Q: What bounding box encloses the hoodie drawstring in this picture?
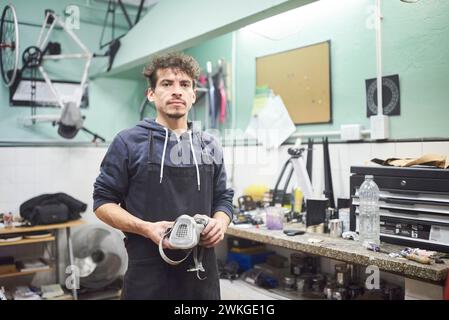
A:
[189,131,201,191]
[159,127,168,184]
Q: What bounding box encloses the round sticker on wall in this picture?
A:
[366,74,400,117]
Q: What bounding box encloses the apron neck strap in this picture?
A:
[147,130,154,164]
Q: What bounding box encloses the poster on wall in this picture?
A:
[256,41,332,125]
[365,74,400,117]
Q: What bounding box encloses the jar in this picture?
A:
[335,263,349,287]
[323,279,337,300]
[311,274,325,293]
[282,276,296,291]
[296,277,306,293]
[3,212,13,228]
[290,253,306,276]
[329,219,343,238]
[332,287,348,300]
[265,206,284,230]
[297,273,314,293]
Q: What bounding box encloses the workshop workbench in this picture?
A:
[226,224,449,299]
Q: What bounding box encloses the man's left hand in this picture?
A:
[195,213,229,248]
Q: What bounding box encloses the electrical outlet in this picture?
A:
[340,124,362,141]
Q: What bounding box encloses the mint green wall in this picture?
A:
[233,0,449,139]
[381,0,449,138]
[185,33,233,78]
[86,77,146,139]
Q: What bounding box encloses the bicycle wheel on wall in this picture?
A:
[0,4,19,87]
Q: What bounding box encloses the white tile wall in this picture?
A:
[371,143,396,160]
[346,143,372,167]
[395,142,423,158]
[0,147,107,223]
[422,141,449,156]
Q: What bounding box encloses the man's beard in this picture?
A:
[164,105,188,119]
[166,112,185,119]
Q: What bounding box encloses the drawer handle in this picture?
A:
[384,198,414,206]
[400,180,407,187]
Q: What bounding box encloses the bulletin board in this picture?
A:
[256,41,332,124]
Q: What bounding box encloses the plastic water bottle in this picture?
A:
[358,175,380,247]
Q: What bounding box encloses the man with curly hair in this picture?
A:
[93,52,234,300]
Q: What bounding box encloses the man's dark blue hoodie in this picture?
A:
[93,119,234,222]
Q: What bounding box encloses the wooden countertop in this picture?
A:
[0,219,86,235]
[226,224,449,283]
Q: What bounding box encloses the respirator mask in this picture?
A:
[158,214,209,280]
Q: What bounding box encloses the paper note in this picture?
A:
[251,95,296,149]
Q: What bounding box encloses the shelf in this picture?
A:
[44,294,74,300]
[0,236,55,247]
[0,219,85,235]
[78,289,122,300]
[0,267,53,279]
[0,220,84,300]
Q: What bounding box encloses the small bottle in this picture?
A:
[293,187,303,214]
[358,175,380,247]
[3,212,13,228]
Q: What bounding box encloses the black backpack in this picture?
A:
[20,193,87,225]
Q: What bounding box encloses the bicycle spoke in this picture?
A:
[0,4,19,86]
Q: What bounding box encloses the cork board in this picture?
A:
[256,41,332,124]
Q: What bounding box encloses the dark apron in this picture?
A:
[121,130,220,300]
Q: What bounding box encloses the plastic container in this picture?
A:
[3,212,13,228]
[358,175,380,247]
[335,263,350,287]
[282,276,296,291]
[338,208,350,233]
[226,251,273,272]
[265,206,284,230]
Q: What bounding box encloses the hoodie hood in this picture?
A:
[136,118,199,134]
[135,118,207,191]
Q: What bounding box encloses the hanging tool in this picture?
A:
[216,59,227,124]
[323,137,335,208]
[206,61,216,129]
[306,138,313,182]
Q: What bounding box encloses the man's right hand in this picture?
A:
[139,221,174,249]
[94,204,175,249]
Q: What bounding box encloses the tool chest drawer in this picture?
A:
[350,166,449,253]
